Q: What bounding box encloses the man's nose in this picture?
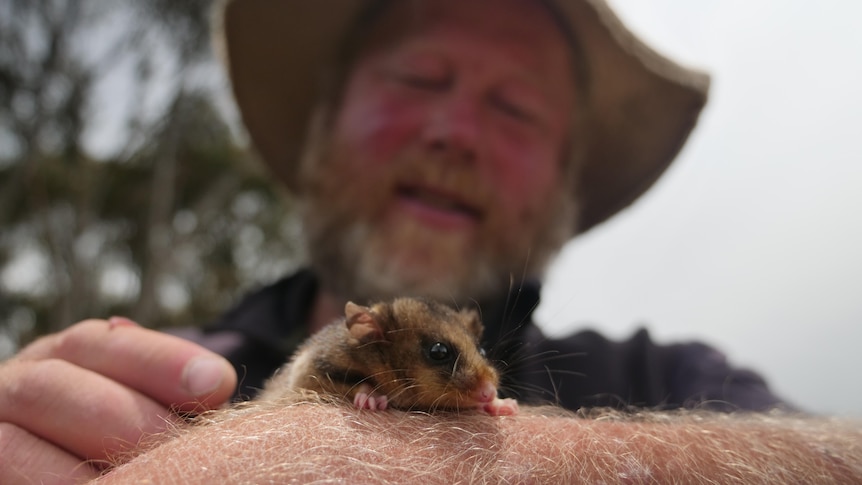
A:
[421,93,482,161]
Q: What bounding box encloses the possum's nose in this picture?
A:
[472,379,497,403]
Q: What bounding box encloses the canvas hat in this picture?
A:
[218,0,709,234]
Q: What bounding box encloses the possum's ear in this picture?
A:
[463,309,485,340]
[345,301,384,342]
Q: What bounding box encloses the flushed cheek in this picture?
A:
[488,146,561,221]
[336,89,426,167]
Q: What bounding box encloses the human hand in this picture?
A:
[0,317,237,484]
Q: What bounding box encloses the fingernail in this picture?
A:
[183,356,227,396]
[108,316,138,328]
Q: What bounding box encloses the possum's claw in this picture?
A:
[353,384,389,411]
[482,397,519,416]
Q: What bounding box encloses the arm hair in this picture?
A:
[95,395,862,484]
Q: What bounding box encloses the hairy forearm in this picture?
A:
[96,398,861,484]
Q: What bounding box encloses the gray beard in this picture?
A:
[301,189,576,306]
[308,218,501,305]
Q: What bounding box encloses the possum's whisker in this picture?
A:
[389,380,424,407]
[501,380,564,406]
[490,338,588,404]
[452,353,463,376]
[425,391,455,413]
[503,348,587,371]
[501,251,535,328]
[542,365,563,406]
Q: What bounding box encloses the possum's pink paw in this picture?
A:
[353,384,388,411]
[482,397,519,416]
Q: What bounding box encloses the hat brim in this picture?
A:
[218,0,709,234]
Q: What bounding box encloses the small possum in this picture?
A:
[257,297,518,416]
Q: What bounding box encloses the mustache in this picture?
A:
[387,151,493,217]
[301,146,498,252]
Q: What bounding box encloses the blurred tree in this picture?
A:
[0,0,302,358]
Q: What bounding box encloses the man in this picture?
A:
[2,0,858,483]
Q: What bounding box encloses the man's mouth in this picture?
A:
[395,184,483,225]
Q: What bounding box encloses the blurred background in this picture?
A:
[1,1,859,416]
[0,0,302,350]
[538,0,862,417]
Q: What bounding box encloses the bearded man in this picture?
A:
[205,0,782,410]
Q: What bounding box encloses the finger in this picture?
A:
[19,320,237,411]
[0,358,177,462]
[0,422,99,485]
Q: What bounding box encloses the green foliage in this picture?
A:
[0,0,301,357]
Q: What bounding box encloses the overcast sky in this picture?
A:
[536,1,862,417]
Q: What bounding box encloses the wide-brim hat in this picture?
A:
[218,0,709,234]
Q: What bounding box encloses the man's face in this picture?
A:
[303,0,579,303]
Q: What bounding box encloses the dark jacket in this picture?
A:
[178,269,785,411]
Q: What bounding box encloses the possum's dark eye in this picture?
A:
[428,342,450,361]
[478,346,487,358]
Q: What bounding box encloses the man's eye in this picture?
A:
[397,72,449,91]
[491,95,534,122]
